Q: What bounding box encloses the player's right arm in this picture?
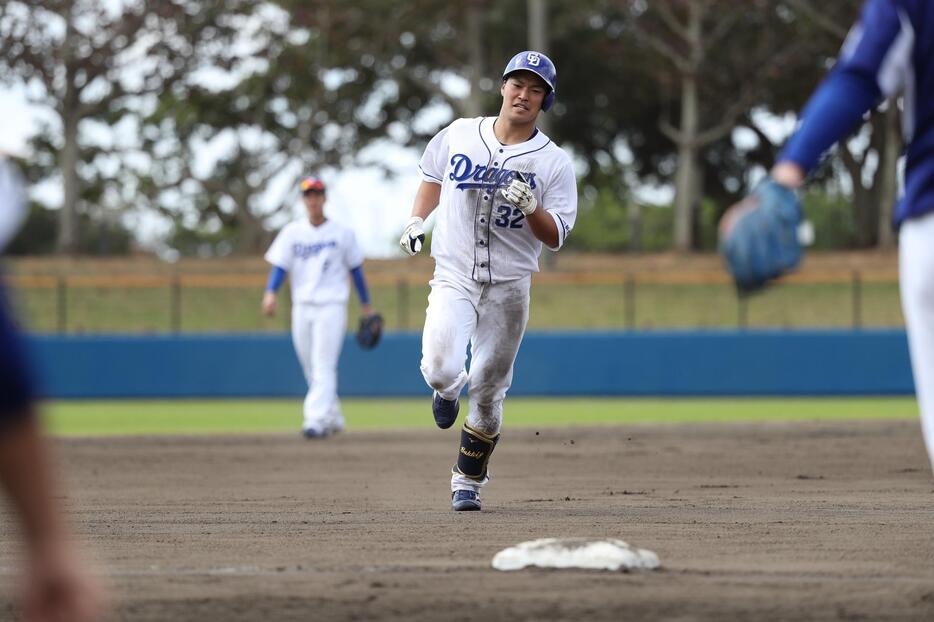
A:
[399,181,440,256]
[401,123,452,256]
[775,0,909,184]
[262,265,287,317]
[262,225,294,316]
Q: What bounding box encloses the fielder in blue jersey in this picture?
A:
[764,0,934,474]
[0,156,105,621]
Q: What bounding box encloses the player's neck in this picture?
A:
[493,116,537,145]
[308,216,327,227]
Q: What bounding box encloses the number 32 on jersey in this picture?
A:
[494,205,525,229]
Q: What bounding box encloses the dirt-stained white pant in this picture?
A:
[420,271,531,493]
[291,302,346,434]
[899,211,934,475]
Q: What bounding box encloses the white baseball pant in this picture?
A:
[291,302,346,434]
[899,211,934,476]
[419,271,531,493]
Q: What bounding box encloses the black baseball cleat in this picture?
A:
[452,489,481,511]
[432,392,460,429]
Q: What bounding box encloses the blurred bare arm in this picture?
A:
[0,413,105,622]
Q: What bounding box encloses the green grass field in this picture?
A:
[42,397,919,437]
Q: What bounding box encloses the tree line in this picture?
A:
[0,0,894,256]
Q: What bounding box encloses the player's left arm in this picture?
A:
[345,230,375,317]
[537,159,577,251]
[776,0,908,184]
[524,206,559,248]
[505,159,577,250]
[350,265,374,317]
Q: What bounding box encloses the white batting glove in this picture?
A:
[504,174,537,216]
[399,216,426,256]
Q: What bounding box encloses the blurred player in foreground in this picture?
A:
[399,51,578,511]
[263,176,379,439]
[721,0,934,474]
[0,155,105,621]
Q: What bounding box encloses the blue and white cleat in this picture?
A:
[452,489,481,511]
[432,392,460,429]
[302,427,336,439]
[302,422,344,439]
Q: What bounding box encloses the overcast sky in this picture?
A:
[0,83,430,259]
[0,80,798,260]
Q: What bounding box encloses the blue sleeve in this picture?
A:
[778,73,881,172]
[350,265,370,305]
[265,266,287,293]
[779,0,908,173]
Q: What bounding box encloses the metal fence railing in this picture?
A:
[6,268,903,334]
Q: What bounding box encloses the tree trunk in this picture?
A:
[58,105,81,255]
[877,98,901,249]
[628,200,642,252]
[236,197,266,254]
[58,12,81,255]
[527,0,550,134]
[673,73,698,252]
[672,2,702,253]
[464,1,485,118]
[851,185,878,248]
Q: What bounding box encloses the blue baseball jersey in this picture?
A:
[780,0,934,226]
[0,157,34,425]
[0,286,35,424]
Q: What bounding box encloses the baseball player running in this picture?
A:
[399,51,578,511]
[263,176,376,439]
[735,0,934,474]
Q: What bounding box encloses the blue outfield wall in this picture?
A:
[26,330,914,399]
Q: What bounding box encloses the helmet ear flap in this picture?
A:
[542,91,555,112]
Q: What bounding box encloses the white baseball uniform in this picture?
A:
[417,116,577,493]
[0,157,27,251]
[265,218,364,435]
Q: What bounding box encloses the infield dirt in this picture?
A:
[3,419,934,621]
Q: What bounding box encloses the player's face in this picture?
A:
[302,191,326,224]
[500,72,548,122]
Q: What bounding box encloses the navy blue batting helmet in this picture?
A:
[502,51,557,112]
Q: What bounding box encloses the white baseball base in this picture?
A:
[491,538,660,572]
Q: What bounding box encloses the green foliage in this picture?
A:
[800,191,858,250]
[567,192,676,253]
[0,0,890,253]
[566,189,633,252]
[167,224,246,258]
[7,204,132,256]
